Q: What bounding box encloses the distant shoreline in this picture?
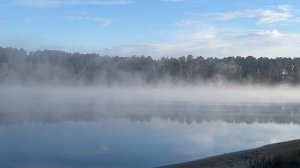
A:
[1,46,300,86]
[160,139,300,168]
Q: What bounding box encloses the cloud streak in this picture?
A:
[66,15,112,26]
[215,5,293,24]
[16,0,132,7]
[175,19,203,26]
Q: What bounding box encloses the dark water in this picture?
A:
[1,87,300,168]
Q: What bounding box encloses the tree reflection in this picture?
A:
[1,102,300,125]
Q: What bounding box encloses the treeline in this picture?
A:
[0,46,300,85]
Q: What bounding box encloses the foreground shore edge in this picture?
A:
[159,139,300,168]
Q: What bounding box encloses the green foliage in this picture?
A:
[1,46,300,85]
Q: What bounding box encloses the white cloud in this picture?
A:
[66,15,112,26]
[219,29,300,57]
[175,20,202,26]
[100,29,232,57]
[234,29,284,39]
[257,9,292,23]
[16,0,131,7]
[95,27,300,59]
[278,5,291,12]
[216,5,293,24]
[255,29,284,38]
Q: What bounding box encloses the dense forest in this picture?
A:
[0,46,300,85]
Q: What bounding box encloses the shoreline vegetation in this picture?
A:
[160,139,300,168]
[1,46,300,86]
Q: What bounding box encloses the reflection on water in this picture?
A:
[1,87,300,167]
[1,120,300,168]
[1,101,300,125]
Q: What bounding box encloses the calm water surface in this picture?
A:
[1,87,300,168]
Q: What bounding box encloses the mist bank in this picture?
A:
[1,46,300,86]
[2,85,300,124]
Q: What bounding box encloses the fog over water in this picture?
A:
[2,84,300,167]
[3,0,300,167]
[2,85,300,124]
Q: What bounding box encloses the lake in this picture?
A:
[1,86,300,168]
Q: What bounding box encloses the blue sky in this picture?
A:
[1,0,300,58]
